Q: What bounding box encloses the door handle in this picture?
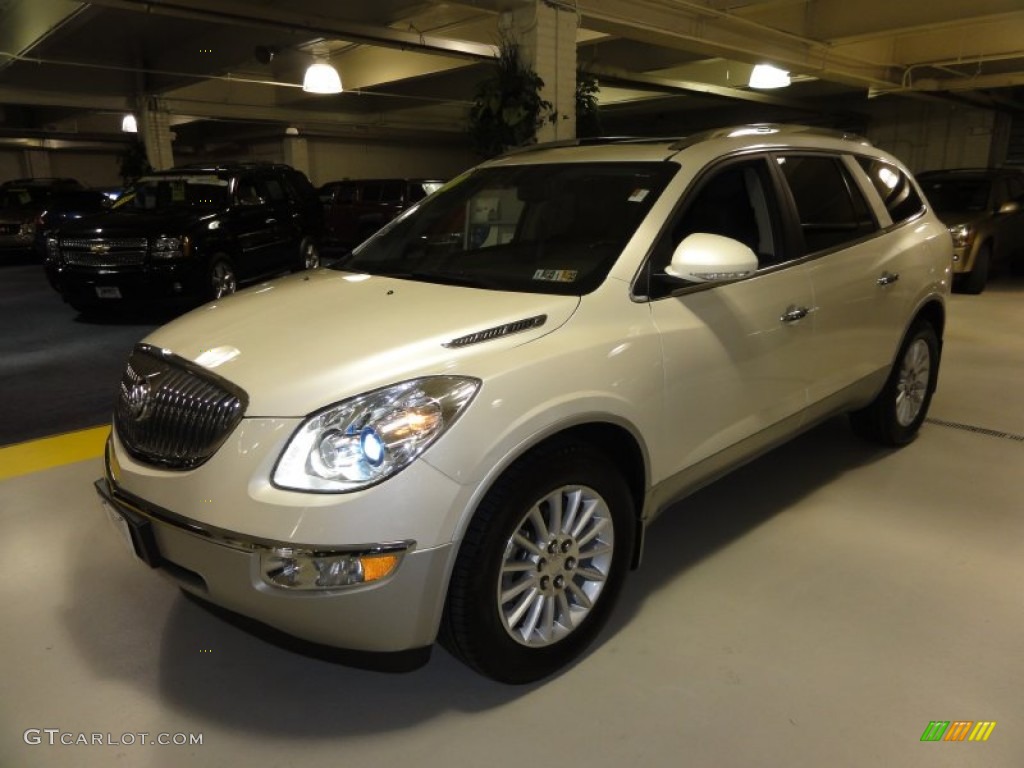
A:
[781,305,809,323]
[877,271,900,286]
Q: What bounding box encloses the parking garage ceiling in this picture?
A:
[1,0,1024,150]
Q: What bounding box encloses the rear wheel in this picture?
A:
[849,321,939,446]
[958,244,990,295]
[441,441,634,684]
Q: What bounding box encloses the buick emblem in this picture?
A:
[126,379,154,422]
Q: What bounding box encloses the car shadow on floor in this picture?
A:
[60,415,896,738]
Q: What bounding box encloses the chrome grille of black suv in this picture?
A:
[62,237,148,266]
[114,344,248,470]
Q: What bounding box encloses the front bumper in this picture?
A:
[96,438,458,663]
[51,262,203,305]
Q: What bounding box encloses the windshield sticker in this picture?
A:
[628,188,650,203]
[533,269,578,283]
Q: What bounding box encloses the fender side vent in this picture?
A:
[444,315,547,348]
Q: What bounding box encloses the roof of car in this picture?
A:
[488,124,878,167]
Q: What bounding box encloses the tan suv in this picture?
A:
[917,168,1024,294]
[98,126,950,682]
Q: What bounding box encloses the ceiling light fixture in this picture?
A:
[749,64,791,89]
[303,60,342,94]
[121,114,138,132]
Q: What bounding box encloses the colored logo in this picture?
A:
[920,721,996,742]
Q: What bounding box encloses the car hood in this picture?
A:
[144,268,581,416]
[58,208,213,237]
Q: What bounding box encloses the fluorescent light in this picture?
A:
[121,114,138,133]
[749,64,791,89]
[303,61,342,94]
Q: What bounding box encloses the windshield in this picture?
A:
[332,162,675,295]
[116,174,231,212]
[919,178,992,213]
[0,188,47,209]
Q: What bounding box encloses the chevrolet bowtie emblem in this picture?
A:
[90,243,111,254]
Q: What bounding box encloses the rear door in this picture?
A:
[775,153,922,405]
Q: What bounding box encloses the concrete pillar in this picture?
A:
[283,135,311,177]
[22,149,53,178]
[138,97,175,171]
[506,0,577,143]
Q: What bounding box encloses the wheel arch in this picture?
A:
[454,419,649,571]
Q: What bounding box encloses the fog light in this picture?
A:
[260,546,405,590]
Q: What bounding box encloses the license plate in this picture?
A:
[103,499,138,559]
[95,286,122,299]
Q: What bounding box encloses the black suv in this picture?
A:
[45,163,323,314]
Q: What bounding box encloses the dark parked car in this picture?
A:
[320,178,443,246]
[45,163,324,315]
[0,177,86,256]
[917,168,1024,293]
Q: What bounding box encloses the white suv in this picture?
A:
[98,126,951,683]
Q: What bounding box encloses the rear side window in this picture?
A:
[856,157,924,224]
[778,155,878,253]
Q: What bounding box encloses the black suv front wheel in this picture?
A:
[206,256,238,300]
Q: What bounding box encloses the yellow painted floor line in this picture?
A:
[0,426,110,481]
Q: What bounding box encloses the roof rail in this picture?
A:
[668,123,870,151]
[500,136,681,157]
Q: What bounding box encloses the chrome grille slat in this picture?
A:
[60,236,149,267]
[114,344,248,470]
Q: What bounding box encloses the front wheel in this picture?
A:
[849,321,939,446]
[441,441,634,684]
[206,256,237,300]
[957,244,989,295]
[294,238,320,272]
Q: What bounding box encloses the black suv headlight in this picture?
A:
[45,235,60,263]
[152,235,190,259]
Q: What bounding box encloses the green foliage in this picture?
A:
[119,140,153,185]
[576,71,602,138]
[469,37,553,159]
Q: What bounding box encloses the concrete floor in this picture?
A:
[2,281,1022,768]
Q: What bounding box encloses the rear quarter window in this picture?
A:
[856,157,924,225]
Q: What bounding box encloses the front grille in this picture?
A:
[114,344,248,470]
[61,237,148,267]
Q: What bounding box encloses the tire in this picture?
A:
[441,441,634,684]
[958,244,990,295]
[849,321,939,446]
[206,256,237,300]
[294,238,320,272]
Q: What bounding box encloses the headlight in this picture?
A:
[152,234,190,259]
[273,376,480,492]
[948,224,971,248]
[45,235,60,262]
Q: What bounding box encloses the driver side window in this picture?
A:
[650,157,785,292]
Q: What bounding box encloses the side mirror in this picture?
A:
[997,200,1019,215]
[665,232,759,283]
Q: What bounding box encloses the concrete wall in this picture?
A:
[864,98,1001,172]
[305,138,476,186]
[0,149,122,187]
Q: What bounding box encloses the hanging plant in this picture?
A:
[576,70,602,138]
[119,140,152,185]
[469,35,553,158]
